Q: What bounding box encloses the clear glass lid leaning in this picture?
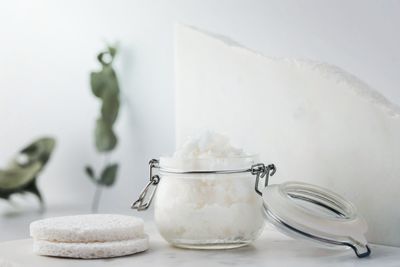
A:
[261,181,370,258]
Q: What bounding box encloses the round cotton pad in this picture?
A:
[33,236,149,259]
[30,214,145,243]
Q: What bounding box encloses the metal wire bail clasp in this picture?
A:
[252,163,276,196]
[131,159,160,211]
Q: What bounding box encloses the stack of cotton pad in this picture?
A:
[30,214,148,259]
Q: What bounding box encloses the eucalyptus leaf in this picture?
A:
[0,168,37,190]
[108,46,117,58]
[84,165,98,184]
[90,67,118,98]
[0,137,56,205]
[23,179,43,204]
[90,71,106,98]
[101,89,120,124]
[95,118,117,152]
[85,165,94,178]
[99,163,118,186]
[0,189,11,200]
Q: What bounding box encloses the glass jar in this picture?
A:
[131,157,371,258]
[132,156,276,249]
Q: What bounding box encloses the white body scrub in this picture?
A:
[154,132,265,249]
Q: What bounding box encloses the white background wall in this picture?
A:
[0,0,399,213]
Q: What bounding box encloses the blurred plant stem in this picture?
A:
[91,155,109,213]
[92,183,102,213]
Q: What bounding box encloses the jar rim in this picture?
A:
[158,154,260,172]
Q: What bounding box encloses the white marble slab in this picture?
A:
[0,223,399,267]
[174,24,400,246]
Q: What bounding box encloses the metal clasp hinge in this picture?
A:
[131,159,160,211]
[252,163,276,196]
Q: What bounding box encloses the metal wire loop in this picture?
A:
[131,159,276,210]
[131,159,160,211]
[253,163,276,196]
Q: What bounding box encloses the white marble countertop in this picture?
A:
[1,222,400,267]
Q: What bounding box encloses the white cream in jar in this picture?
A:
[153,132,265,249]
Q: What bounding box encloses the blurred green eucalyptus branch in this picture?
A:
[0,137,56,211]
[85,45,120,213]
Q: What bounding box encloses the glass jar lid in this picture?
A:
[261,181,370,258]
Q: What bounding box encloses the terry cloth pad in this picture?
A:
[30,214,144,242]
[30,214,149,259]
[33,236,149,259]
